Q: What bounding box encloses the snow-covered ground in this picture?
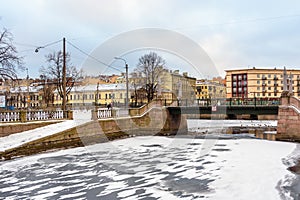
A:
[0,136,298,199]
[0,110,92,152]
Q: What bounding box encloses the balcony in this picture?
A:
[262,83,267,86]
[274,77,278,80]
[274,83,278,87]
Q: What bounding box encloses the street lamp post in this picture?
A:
[35,38,67,113]
[114,57,129,109]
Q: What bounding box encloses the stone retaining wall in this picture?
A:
[277,95,300,141]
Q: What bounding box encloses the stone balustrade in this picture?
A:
[0,110,72,122]
[0,112,21,122]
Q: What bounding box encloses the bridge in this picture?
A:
[161,97,280,120]
[167,105,278,116]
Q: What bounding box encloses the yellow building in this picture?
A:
[225,67,300,98]
[195,80,226,99]
[53,83,127,108]
[160,70,196,102]
[129,69,196,104]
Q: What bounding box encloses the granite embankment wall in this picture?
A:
[277,96,300,141]
[0,121,62,137]
[0,107,187,160]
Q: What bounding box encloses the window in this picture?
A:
[74,95,76,100]
[268,87,271,90]
[268,93,271,96]
[268,74,271,78]
[120,93,122,99]
[257,86,260,90]
[70,95,72,100]
[257,93,260,97]
[257,74,260,78]
[268,81,271,84]
[257,80,260,84]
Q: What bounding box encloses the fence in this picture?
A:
[0,112,20,122]
[0,110,70,122]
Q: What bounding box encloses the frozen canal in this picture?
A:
[0,134,298,199]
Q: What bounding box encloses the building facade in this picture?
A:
[53,83,127,108]
[226,67,300,98]
[195,80,226,99]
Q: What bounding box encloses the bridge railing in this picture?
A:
[156,98,280,107]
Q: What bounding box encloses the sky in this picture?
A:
[1,0,300,79]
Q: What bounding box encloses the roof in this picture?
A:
[10,85,43,93]
[62,83,132,93]
[225,67,300,72]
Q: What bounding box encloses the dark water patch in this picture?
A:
[135,188,146,196]
[196,166,205,170]
[164,178,214,193]
[212,148,231,152]
[215,144,227,147]
[174,164,185,169]
[203,161,214,165]
[123,176,147,187]
[143,168,162,174]
[141,144,163,148]
[188,143,201,146]
[168,163,176,166]
[195,158,205,162]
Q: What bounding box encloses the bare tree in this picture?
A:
[0,29,23,80]
[39,75,55,107]
[135,52,165,102]
[130,72,146,107]
[39,51,81,102]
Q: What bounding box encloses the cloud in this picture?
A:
[1,0,300,78]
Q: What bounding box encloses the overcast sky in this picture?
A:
[1,0,300,78]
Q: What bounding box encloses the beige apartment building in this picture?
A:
[53,83,127,108]
[195,80,226,99]
[226,67,300,98]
